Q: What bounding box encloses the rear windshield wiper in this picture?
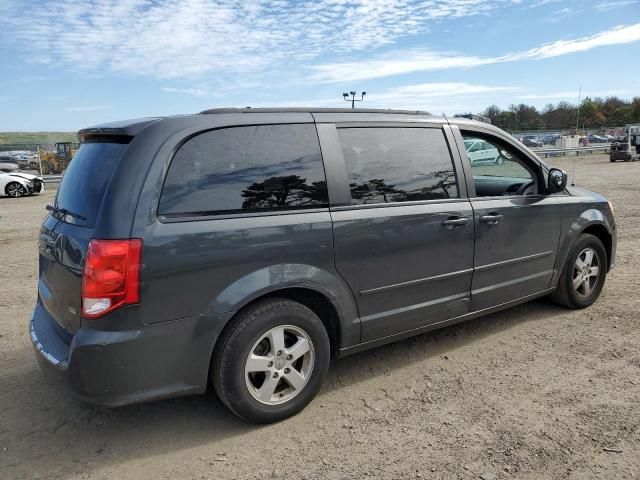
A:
[46,204,87,221]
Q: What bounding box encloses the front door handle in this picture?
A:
[441,217,470,229]
[479,213,504,225]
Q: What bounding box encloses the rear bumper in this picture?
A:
[30,301,227,406]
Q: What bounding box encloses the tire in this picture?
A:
[5,182,27,198]
[551,234,607,309]
[212,298,330,423]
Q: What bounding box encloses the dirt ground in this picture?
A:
[1,154,639,480]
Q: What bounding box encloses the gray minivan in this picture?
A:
[31,108,616,423]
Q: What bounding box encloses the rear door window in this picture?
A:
[159,124,328,217]
[55,141,129,227]
[337,127,458,204]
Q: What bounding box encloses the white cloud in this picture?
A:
[594,1,637,11]
[65,105,111,112]
[361,83,525,114]
[530,0,562,7]
[373,82,523,102]
[310,50,492,83]
[311,22,640,82]
[162,87,209,96]
[2,0,512,79]
[505,23,640,60]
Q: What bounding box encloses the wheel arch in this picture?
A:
[206,284,351,393]
[580,223,613,271]
[551,211,615,289]
[222,287,344,357]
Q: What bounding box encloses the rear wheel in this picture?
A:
[212,298,330,423]
[5,182,27,198]
[551,234,607,309]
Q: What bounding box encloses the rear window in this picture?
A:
[158,124,328,217]
[55,141,128,227]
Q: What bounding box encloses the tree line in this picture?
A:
[466,96,640,132]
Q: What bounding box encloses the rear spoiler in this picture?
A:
[78,117,162,142]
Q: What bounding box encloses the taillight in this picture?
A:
[82,239,142,319]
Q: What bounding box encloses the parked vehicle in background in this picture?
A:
[0,156,20,173]
[542,133,561,145]
[588,134,608,144]
[0,171,44,197]
[521,135,543,148]
[30,108,616,423]
[464,138,502,164]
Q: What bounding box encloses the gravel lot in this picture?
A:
[1,154,639,480]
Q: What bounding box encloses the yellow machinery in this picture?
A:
[39,142,78,174]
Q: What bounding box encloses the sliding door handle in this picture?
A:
[441,217,469,229]
[479,214,504,224]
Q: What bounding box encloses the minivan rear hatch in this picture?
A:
[39,140,130,336]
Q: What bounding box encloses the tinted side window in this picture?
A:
[337,127,458,204]
[159,124,328,216]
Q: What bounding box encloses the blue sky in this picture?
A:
[1,0,639,131]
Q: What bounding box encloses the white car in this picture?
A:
[464,139,503,165]
[0,172,44,197]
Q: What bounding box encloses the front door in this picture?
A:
[324,124,475,342]
[457,129,562,311]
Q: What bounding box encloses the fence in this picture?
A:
[0,143,79,175]
[532,145,610,158]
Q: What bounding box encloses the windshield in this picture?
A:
[54,141,128,227]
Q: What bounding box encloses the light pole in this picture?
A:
[343,91,366,109]
[575,86,582,136]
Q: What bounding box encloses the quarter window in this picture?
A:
[337,127,458,204]
[159,124,328,216]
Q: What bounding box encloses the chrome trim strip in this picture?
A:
[475,251,553,273]
[472,270,553,296]
[360,292,469,322]
[338,288,556,357]
[360,268,474,296]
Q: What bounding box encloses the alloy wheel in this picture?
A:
[7,183,26,197]
[244,325,315,405]
[572,247,600,298]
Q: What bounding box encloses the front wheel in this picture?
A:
[5,182,27,198]
[551,234,607,309]
[212,299,330,423]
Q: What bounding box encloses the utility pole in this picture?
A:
[575,86,582,136]
[343,91,366,109]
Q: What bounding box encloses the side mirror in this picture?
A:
[548,168,567,193]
